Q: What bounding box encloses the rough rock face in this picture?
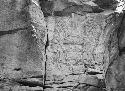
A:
[105,13,125,91]
[0,0,125,91]
[0,0,46,90]
[0,28,45,90]
[119,14,125,49]
[0,0,31,31]
[45,11,122,90]
[105,54,125,91]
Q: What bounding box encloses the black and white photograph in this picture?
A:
[0,0,125,91]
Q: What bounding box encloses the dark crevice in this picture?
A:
[14,80,44,87]
[29,75,44,79]
[13,68,22,71]
[57,86,74,88]
[73,82,107,90]
[0,26,32,37]
[87,71,103,75]
[49,82,65,84]
[43,55,47,90]
[45,34,49,53]
[54,5,104,16]
[43,33,48,90]
[118,12,125,56]
[119,47,125,56]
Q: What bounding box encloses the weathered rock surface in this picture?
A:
[0,0,46,90]
[104,12,125,91]
[0,0,31,31]
[119,14,125,49]
[45,11,123,90]
[0,0,125,91]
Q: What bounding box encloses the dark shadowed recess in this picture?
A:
[118,12,125,56]
[45,34,49,53]
[38,0,104,17]
[0,26,32,37]
[53,5,104,16]
[39,0,53,17]
[93,0,118,10]
[13,79,44,87]
[87,71,103,75]
[12,79,52,88]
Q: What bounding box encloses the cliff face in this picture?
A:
[0,0,125,91]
